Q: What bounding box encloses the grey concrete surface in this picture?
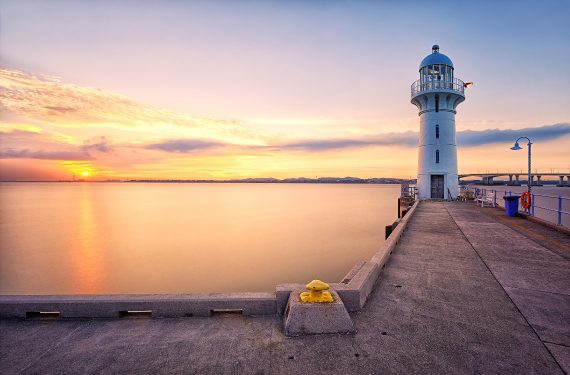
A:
[1,201,568,374]
[546,343,570,374]
[0,293,278,318]
[283,289,354,336]
[446,203,570,349]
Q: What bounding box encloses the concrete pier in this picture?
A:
[1,201,569,374]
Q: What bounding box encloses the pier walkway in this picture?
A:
[1,202,569,374]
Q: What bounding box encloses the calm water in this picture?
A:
[0,182,400,295]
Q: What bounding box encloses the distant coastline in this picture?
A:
[1,177,416,184]
[3,178,567,185]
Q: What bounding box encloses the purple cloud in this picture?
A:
[457,123,570,146]
[82,136,112,153]
[0,149,92,160]
[146,139,223,153]
[141,123,570,155]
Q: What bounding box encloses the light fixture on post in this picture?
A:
[511,137,533,210]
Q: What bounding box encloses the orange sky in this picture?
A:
[1,1,569,181]
[0,68,569,181]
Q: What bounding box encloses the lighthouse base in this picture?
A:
[418,173,458,200]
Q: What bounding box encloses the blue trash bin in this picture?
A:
[503,195,520,217]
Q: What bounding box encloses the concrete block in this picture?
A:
[348,262,381,308]
[340,261,366,284]
[329,283,360,312]
[283,289,355,337]
[0,293,277,319]
[275,283,305,315]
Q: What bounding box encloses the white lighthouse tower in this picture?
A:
[411,45,466,200]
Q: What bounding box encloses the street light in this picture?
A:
[510,137,532,195]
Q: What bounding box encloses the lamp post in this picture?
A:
[510,137,532,195]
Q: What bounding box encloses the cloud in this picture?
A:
[275,132,417,151]
[82,136,112,153]
[146,139,223,153]
[0,149,92,160]
[457,123,570,146]
[0,69,255,143]
[0,129,113,160]
[139,123,570,155]
[268,123,570,152]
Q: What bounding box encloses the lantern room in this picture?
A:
[419,45,454,84]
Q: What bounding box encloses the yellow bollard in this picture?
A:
[299,280,334,303]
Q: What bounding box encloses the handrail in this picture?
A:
[472,187,569,227]
[400,185,418,201]
[411,77,465,97]
[529,193,570,200]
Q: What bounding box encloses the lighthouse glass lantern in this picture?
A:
[411,45,466,200]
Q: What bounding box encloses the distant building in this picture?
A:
[411,45,467,199]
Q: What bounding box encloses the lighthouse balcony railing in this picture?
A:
[411,78,465,97]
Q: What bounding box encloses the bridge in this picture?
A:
[459,172,570,186]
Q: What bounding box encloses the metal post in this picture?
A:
[493,190,496,206]
[531,194,535,216]
[385,225,393,239]
[527,142,532,196]
[558,196,563,225]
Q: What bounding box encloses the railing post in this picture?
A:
[493,190,496,206]
[558,196,563,225]
[531,194,535,216]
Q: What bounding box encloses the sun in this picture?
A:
[81,171,90,177]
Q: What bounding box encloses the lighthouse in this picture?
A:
[411,45,466,200]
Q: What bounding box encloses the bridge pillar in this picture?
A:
[536,175,542,186]
[508,174,513,183]
[515,175,520,185]
[488,176,494,185]
[529,175,534,185]
[558,176,565,187]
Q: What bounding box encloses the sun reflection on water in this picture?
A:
[70,183,104,293]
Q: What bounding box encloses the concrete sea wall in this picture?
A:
[0,200,419,319]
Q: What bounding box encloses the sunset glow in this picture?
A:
[0,1,568,181]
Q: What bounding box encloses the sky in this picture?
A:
[0,0,569,181]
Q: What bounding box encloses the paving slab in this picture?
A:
[546,343,570,374]
[505,287,570,346]
[446,201,570,372]
[0,320,85,375]
[485,259,570,295]
[20,316,274,375]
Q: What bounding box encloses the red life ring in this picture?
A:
[521,192,532,209]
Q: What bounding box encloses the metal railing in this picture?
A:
[401,185,417,201]
[411,77,465,97]
[473,187,570,227]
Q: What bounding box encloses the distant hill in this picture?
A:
[126,177,416,184]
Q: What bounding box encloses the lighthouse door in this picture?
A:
[430,175,444,199]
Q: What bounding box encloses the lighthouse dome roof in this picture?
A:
[420,45,454,69]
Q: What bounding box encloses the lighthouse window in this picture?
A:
[435,96,439,112]
[436,124,440,139]
[436,150,440,164]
